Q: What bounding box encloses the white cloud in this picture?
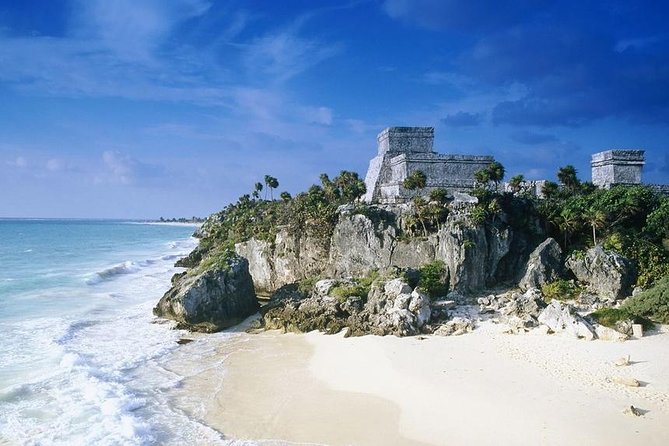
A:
[102,151,137,184]
[303,106,333,126]
[46,158,64,171]
[9,156,28,168]
[243,28,340,83]
[72,0,211,63]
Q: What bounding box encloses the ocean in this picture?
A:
[0,219,247,445]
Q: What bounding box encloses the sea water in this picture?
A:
[0,219,246,445]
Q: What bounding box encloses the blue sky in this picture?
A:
[1,0,668,218]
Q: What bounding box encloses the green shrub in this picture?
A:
[621,275,669,324]
[590,308,632,327]
[590,307,654,331]
[330,270,380,302]
[417,261,448,298]
[541,279,579,302]
[297,276,319,296]
[330,283,369,300]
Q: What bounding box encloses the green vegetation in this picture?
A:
[541,279,580,302]
[195,158,668,291]
[416,261,449,298]
[330,270,381,302]
[535,170,669,287]
[297,276,319,297]
[403,170,427,190]
[589,307,631,328]
[199,170,367,259]
[620,275,669,324]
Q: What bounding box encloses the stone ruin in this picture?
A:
[591,150,645,188]
[362,127,667,203]
[362,127,494,203]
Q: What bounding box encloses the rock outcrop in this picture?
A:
[261,277,433,336]
[479,288,546,332]
[518,238,564,291]
[566,246,636,300]
[154,255,259,332]
[538,300,596,340]
[235,206,517,295]
[433,317,474,336]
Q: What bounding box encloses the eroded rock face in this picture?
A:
[154,255,259,332]
[566,246,636,300]
[433,317,474,336]
[261,278,432,337]
[518,238,564,291]
[479,288,546,332]
[538,300,596,340]
[235,228,328,295]
[236,207,517,296]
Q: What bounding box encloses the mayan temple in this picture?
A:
[362,127,494,203]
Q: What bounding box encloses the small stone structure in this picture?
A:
[591,150,645,188]
[363,127,494,203]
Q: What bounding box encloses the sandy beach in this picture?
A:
[167,320,669,445]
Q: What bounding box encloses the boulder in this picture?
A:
[595,325,629,342]
[154,255,259,332]
[479,288,546,332]
[499,288,546,331]
[538,300,596,340]
[261,277,432,337]
[566,246,636,300]
[518,238,564,291]
[433,317,475,336]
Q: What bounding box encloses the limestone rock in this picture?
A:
[612,376,640,387]
[518,238,564,291]
[595,325,629,342]
[479,289,546,332]
[623,405,643,417]
[153,255,259,332]
[614,355,631,367]
[433,317,474,336]
[538,300,596,340]
[261,277,432,337]
[566,246,636,300]
[313,279,341,298]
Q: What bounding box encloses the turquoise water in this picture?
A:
[0,220,239,445]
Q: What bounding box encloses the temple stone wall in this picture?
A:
[363,127,494,203]
[591,150,645,188]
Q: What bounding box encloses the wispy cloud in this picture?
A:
[242,26,341,83]
[100,150,166,186]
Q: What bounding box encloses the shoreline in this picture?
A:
[167,322,669,445]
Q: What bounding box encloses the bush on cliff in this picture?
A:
[416,261,448,298]
[535,168,668,287]
[541,279,580,302]
[199,171,367,260]
[620,275,669,324]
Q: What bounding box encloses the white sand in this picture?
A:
[169,322,669,445]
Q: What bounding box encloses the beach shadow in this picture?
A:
[628,360,648,365]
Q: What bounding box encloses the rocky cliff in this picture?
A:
[235,204,531,296]
[153,254,259,332]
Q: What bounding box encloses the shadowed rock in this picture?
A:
[154,254,259,333]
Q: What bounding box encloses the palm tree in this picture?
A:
[488,161,505,191]
[264,175,279,200]
[558,208,579,249]
[584,207,606,245]
[252,182,263,200]
[509,174,524,194]
[557,165,579,192]
[412,197,429,236]
[474,168,490,186]
[403,170,427,191]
